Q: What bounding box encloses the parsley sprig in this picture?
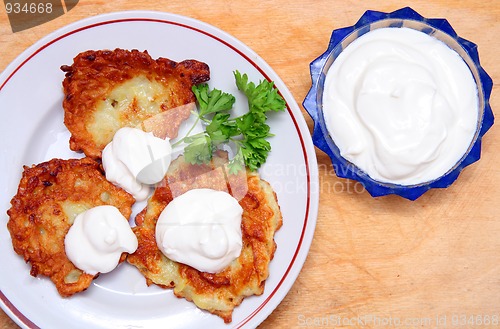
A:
[180,70,286,173]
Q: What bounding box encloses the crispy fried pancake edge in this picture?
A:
[7,157,135,297]
[127,153,283,323]
[61,48,210,158]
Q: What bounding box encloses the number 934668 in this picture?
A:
[5,2,53,14]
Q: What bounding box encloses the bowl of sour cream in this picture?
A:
[303,7,494,200]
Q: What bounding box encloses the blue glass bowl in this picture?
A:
[303,7,494,200]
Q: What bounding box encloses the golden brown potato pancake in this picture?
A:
[7,158,135,297]
[127,152,283,323]
[61,48,210,158]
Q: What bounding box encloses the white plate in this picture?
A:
[0,11,319,329]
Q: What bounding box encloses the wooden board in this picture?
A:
[1,0,499,328]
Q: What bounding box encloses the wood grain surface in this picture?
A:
[1,1,499,328]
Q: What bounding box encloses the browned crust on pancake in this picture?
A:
[7,158,135,297]
[61,48,210,158]
[127,152,283,323]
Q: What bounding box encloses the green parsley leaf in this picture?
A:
[238,136,271,171]
[183,133,213,165]
[234,70,286,114]
[182,72,286,172]
[192,84,236,117]
[227,149,245,175]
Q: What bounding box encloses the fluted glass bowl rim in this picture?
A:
[303,7,494,200]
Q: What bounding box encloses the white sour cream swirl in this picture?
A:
[156,188,243,273]
[102,127,172,200]
[64,205,138,275]
[323,27,479,185]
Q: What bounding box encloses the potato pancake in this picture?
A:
[61,48,210,158]
[7,158,135,297]
[127,152,283,323]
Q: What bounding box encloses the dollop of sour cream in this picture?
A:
[323,27,479,185]
[156,189,243,273]
[102,127,172,200]
[64,205,138,275]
